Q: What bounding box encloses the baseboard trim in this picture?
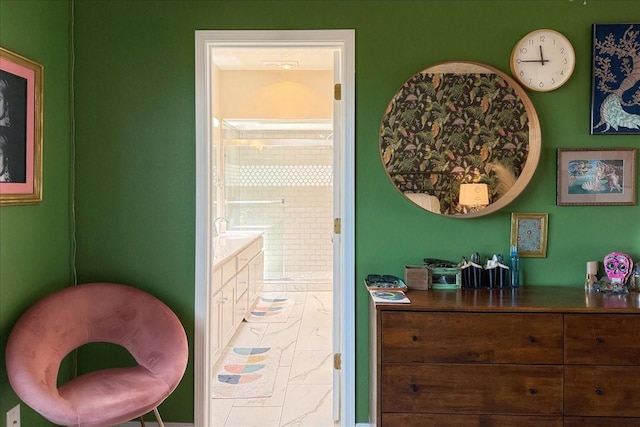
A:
[121,420,365,426]
[118,423,194,427]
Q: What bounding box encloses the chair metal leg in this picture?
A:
[138,416,146,426]
[153,407,165,427]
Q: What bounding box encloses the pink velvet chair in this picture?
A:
[5,282,189,427]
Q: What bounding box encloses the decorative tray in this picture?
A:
[364,276,408,292]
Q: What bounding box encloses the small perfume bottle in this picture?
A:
[510,246,520,287]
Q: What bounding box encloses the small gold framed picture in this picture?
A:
[510,212,548,258]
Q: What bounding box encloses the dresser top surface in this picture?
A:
[373,286,640,313]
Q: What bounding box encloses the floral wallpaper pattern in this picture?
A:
[380,69,530,214]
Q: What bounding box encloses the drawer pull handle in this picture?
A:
[412,336,418,342]
[528,336,536,343]
[411,384,419,393]
[595,337,604,344]
[528,388,537,395]
[595,388,604,396]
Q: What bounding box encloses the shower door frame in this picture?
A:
[194,30,355,426]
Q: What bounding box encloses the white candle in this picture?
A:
[585,261,599,290]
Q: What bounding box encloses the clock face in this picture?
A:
[510,29,575,92]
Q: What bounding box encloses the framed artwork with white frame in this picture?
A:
[557,148,637,206]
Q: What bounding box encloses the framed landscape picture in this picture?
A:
[557,148,637,206]
[0,47,43,205]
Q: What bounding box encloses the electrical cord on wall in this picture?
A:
[70,0,77,288]
[70,0,78,379]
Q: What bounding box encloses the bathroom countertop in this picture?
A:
[212,231,262,267]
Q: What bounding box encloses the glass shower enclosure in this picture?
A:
[220,119,333,283]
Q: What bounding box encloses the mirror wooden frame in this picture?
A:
[380,61,541,218]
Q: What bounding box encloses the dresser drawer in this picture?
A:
[565,417,640,427]
[565,365,640,417]
[565,314,640,365]
[381,312,563,363]
[381,413,563,427]
[381,363,563,415]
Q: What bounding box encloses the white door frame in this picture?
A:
[194,30,355,426]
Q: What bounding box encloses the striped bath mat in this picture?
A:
[211,347,281,398]
[245,296,294,323]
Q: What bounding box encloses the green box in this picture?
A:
[430,267,461,289]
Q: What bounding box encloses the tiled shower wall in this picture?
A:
[224,129,333,282]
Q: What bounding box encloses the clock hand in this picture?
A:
[539,45,546,66]
[520,47,549,65]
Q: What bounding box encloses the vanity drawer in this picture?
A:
[253,236,263,253]
[237,237,263,270]
[236,265,249,298]
[564,314,640,365]
[381,312,563,363]
[220,257,237,286]
[564,365,640,417]
[211,267,223,294]
[381,363,563,415]
[237,247,254,270]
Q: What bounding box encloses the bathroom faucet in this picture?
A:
[213,217,229,237]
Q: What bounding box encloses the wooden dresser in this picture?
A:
[369,287,640,426]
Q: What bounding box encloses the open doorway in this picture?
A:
[195,30,355,426]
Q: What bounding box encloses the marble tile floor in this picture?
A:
[212,286,339,427]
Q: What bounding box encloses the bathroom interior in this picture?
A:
[210,49,338,425]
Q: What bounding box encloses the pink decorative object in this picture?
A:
[603,252,634,285]
[5,283,188,427]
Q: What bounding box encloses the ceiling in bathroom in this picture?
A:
[223,118,332,131]
[212,47,335,138]
[223,119,333,146]
[211,48,334,71]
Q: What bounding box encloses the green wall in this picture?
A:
[1,0,639,425]
[0,1,72,426]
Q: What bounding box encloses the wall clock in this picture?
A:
[510,29,576,92]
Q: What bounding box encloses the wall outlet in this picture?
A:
[6,404,20,427]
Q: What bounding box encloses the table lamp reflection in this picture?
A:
[459,183,489,212]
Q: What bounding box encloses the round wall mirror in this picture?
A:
[379,61,541,218]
